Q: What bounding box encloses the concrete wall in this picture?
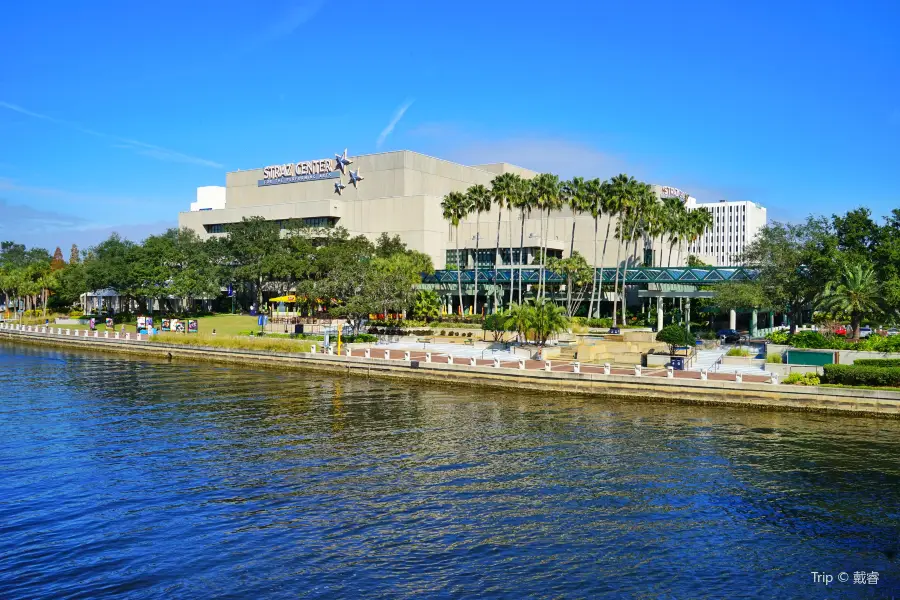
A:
[178,150,687,271]
[837,350,900,365]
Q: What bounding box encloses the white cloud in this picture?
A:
[376,99,415,149]
[0,101,223,168]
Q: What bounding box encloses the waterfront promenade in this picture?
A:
[4,322,900,418]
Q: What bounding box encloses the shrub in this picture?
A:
[466,332,473,338]
[766,354,783,364]
[784,372,820,386]
[586,317,613,329]
[656,325,694,355]
[766,330,790,344]
[726,348,752,357]
[822,364,900,387]
[696,329,718,340]
[853,358,900,368]
[439,330,446,336]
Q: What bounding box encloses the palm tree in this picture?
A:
[527,296,570,347]
[816,264,886,340]
[531,173,562,300]
[441,190,472,316]
[662,196,686,267]
[490,173,521,311]
[466,184,492,316]
[686,207,713,263]
[513,178,536,305]
[607,174,636,326]
[564,177,587,257]
[644,194,666,267]
[506,301,532,344]
[620,183,654,326]
[584,178,604,318]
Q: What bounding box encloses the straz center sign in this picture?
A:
[259,159,340,187]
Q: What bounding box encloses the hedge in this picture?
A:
[822,364,900,387]
[852,358,900,368]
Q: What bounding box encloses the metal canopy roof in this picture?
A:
[422,266,759,285]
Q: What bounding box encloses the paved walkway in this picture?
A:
[1,324,774,385]
[342,347,773,383]
[690,348,772,376]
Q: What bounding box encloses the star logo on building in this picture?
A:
[348,168,364,188]
[334,149,352,174]
[334,180,346,195]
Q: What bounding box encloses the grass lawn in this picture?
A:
[34,314,259,336]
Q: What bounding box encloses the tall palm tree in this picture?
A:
[686,207,713,263]
[607,174,636,326]
[662,196,686,267]
[441,190,472,315]
[511,177,534,305]
[619,182,654,326]
[466,184,492,316]
[531,173,562,300]
[817,264,886,340]
[490,173,520,311]
[644,195,666,267]
[584,178,604,319]
[564,177,587,257]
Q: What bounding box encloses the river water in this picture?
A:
[1,342,898,599]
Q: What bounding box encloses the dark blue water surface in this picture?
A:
[1,342,899,599]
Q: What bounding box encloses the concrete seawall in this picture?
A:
[2,325,899,419]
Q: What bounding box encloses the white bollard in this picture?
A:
[603,363,611,375]
[364,348,370,358]
[493,357,501,368]
[345,348,352,357]
[404,351,411,361]
[770,373,779,385]
[125,333,130,340]
[573,362,581,374]
[667,366,674,379]
[544,361,552,372]
[634,365,642,377]
[384,349,391,360]
[114,332,119,339]
[66,329,71,336]
[93,331,99,338]
[518,358,526,370]
[136,333,142,341]
[104,331,109,338]
[735,373,743,383]
[311,344,317,354]
[469,357,477,366]
[447,354,454,365]
[425,352,432,363]
[700,368,708,381]
[75,329,81,337]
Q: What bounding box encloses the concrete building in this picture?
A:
[179,149,685,273]
[189,186,226,212]
[685,199,767,265]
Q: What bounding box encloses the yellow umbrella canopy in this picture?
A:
[269,295,296,303]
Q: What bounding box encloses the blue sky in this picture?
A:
[1,0,898,251]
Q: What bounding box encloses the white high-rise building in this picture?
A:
[685,198,767,266]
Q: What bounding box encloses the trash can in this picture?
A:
[671,357,685,370]
[294,323,304,335]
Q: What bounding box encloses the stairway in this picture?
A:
[690,348,770,375]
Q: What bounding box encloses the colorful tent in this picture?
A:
[269,295,296,303]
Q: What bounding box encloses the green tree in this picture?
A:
[743,218,838,334]
[440,190,472,315]
[69,244,80,265]
[225,217,287,309]
[607,174,635,326]
[482,310,509,342]
[584,178,606,318]
[411,289,441,321]
[50,247,66,271]
[526,296,570,346]
[490,172,522,309]
[817,264,887,340]
[466,183,492,315]
[530,173,563,300]
[547,252,593,317]
[713,281,769,314]
[656,324,694,355]
[84,233,140,311]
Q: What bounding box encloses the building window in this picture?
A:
[204,224,225,234]
[446,249,466,269]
